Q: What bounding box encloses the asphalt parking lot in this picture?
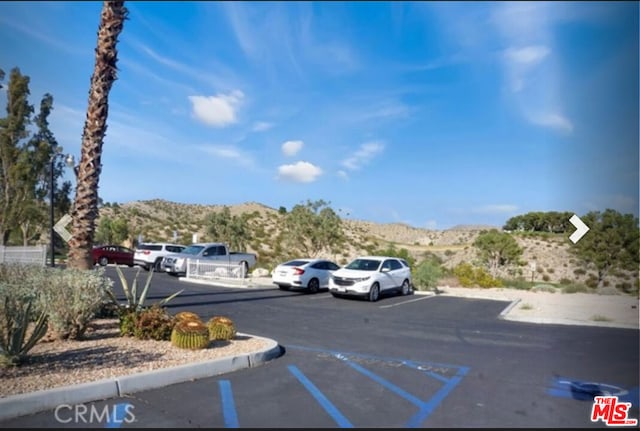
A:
[1,267,638,428]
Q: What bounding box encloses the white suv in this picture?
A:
[134,243,186,271]
[329,256,413,302]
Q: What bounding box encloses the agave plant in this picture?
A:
[107,266,183,313]
[0,297,49,367]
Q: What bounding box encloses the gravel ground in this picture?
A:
[0,319,270,399]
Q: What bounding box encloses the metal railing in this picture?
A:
[185,259,247,284]
[0,245,47,266]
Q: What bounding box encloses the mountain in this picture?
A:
[95,199,636,292]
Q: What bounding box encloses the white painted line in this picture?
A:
[309,293,333,300]
[379,295,437,309]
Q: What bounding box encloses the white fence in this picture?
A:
[0,245,47,266]
[185,259,247,284]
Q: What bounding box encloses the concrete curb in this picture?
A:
[0,334,282,422]
[179,277,276,289]
[498,298,522,318]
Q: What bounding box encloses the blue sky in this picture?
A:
[0,1,638,230]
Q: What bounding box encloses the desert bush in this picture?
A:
[531,284,557,293]
[134,305,175,341]
[38,267,113,340]
[573,268,587,276]
[412,260,443,291]
[453,263,502,288]
[0,264,49,367]
[499,278,534,290]
[542,274,550,282]
[559,278,572,285]
[562,283,591,294]
[109,266,183,313]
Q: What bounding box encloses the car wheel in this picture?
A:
[307,278,320,294]
[98,256,109,266]
[153,258,163,272]
[401,279,411,296]
[368,282,380,302]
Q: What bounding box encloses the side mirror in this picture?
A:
[381,267,390,273]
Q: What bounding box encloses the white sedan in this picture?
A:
[272,259,341,293]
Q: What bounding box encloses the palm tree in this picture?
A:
[67,1,128,269]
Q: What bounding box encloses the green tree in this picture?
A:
[95,215,129,245]
[372,243,415,267]
[474,229,523,276]
[571,209,639,289]
[0,67,33,245]
[206,206,251,251]
[284,199,344,257]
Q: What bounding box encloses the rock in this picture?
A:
[252,268,270,277]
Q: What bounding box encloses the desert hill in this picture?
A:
[96,199,636,292]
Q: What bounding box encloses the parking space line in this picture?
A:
[344,361,424,407]
[309,293,332,300]
[379,295,437,309]
[405,366,470,428]
[218,380,239,428]
[288,365,353,428]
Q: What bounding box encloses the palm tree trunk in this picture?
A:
[67,1,128,270]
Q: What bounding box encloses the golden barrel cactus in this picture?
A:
[170,319,210,350]
[207,316,237,341]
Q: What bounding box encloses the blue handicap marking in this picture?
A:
[547,376,638,406]
[287,345,469,428]
[104,403,133,428]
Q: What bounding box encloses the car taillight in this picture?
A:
[293,268,305,275]
[143,250,150,255]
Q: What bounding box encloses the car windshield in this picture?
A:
[180,245,204,255]
[345,259,381,271]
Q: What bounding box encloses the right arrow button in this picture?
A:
[569,214,590,244]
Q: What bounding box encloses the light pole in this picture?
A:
[49,148,75,268]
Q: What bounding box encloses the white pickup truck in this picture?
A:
[161,242,257,277]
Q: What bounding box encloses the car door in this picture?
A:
[312,261,333,288]
[388,259,406,288]
[379,259,396,291]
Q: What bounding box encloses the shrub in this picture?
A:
[573,268,587,276]
[38,267,113,340]
[542,274,550,282]
[453,263,502,288]
[499,278,533,290]
[134,305,175,341]
[412,260,443,291]
[0,265,49,367]
[109,266,184,314]
[207,316,237,341]
[559,278,572,285]
[562,283,590,294]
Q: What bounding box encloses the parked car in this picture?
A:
[272,258,341,293]
[134,243,186,271]
[162,242,257,277]
[92,245,134,267]
[329,256,413,302]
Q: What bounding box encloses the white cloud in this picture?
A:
[277,161,323,183]
[337,170,349,180]
[472,204,519,214]
[188,91,244,127]
[504,45,550,65]
[252,121,273,132]
[281,140,304,157]
[199,145,253,167]
[528,112,574,133]
[342,142,385,171]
